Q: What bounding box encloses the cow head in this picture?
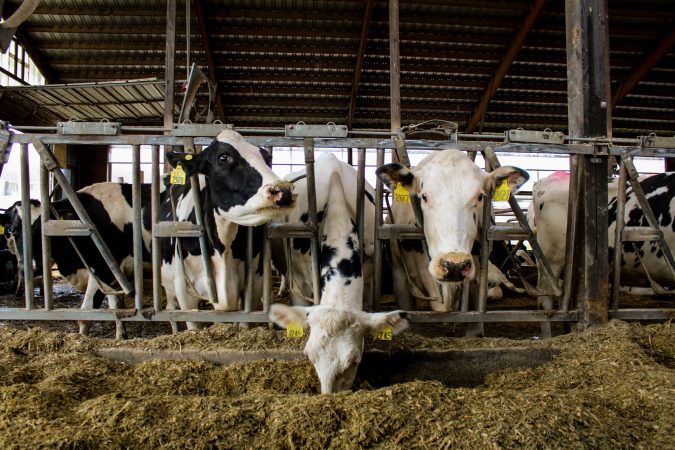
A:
[376,150,528,283]
[270,304,409,394]
[166,130,295,226]
[5,199,42,270]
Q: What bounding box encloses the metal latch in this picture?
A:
[506,128,565,144]
[171,122,234,137]
[57,120,121,135]
[638,134,675,149]
[285,122,348,138]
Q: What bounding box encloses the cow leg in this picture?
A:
[164,289,180,334]
[108,294,128,340]
[78,276,99,336]
[536,258,555,339]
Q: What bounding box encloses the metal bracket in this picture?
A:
[171,123,233,137]
[285,122,348,138]
[506,128,564,145]
[638,134,675,149]
[57,121,121,135]
[0,125,10,164]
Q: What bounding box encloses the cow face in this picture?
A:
[270,304,408,394]
[377,150,528,283]
[166,130,295,226]
[5,200,42,268]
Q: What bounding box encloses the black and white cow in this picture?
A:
[377,150,529,336]
[269,153,409,394]
[0,208,18,293]
[160,129,294,329]
[528,171,675,317]
[6,185,152,339]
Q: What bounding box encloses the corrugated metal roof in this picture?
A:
[0,0,673,137]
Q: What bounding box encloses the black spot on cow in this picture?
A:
[539,202,545,211]
[294,210,325,254]
[230,224,265,275]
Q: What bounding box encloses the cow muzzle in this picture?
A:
[430,253,475,282]
[268,183,296,208]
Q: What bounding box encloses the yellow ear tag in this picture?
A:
[375,326,393,341]
[185,154,193,160]
[394,182,410,204]
[170,163,186,185]
[0,225,4,235]
[286,322,304,338]
[493,179,511,201]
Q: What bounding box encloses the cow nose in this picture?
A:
[440,259,472,282]
[271,185,295,207]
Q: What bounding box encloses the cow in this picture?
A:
[159,129,295,329]
[269,152,409,394]
[528,171,675,334]
[376,149,529,336]
[0,209,18,293]
[7,129,294,336]
[6,185,152,339]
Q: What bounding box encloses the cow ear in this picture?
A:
[269,304,312,329]
[376,163,417,192]
[363,310,409,337]
[486,166,529,195]
[165,151,203,176]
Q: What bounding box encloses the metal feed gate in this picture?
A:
[0,120,673,331]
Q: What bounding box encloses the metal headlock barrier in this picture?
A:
[0,120,673,328]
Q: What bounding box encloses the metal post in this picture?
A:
[244,226,253,314]
[389,0,401,135]
[356,147,366,266]
[562,155,582,311]
[19,143,34,309]
[566,0,611,330]
[610,158,627,310]
[132,144,144,310]
[39,157,53,310]
[262,227,272,314]
[151,144,162,312]
[164,0,177,167]
[478,162,492,312]
[304,138,321,305]
[372,147,385,311]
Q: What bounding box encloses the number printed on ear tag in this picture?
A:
[493,179,510,201]
[170,163,186,185]
[394,182,410,204]
[287,322,304,338]
[375,326,393,341]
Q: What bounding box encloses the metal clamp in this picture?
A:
[638,133,675,149]
[171,122,234,137]
[57,120,121,135]
[285,122,348,138]
[506,128,565,144]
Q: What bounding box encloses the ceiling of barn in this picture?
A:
[0,0,674,137]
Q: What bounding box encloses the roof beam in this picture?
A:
[465,0,548,133]
[346,0,375,130]
[611,26,675,110]
[194,0,225,122]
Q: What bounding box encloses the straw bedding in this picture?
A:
[0,320,672,449]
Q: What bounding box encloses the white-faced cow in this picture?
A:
[6,184,152,339]
[376,150,529,336]
[160,129,294,329]
[528,171,675,319]
[269,152,409,394]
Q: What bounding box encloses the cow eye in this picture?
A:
[219,154,235,165]
[421,193,428,203]
[477,193,485,202]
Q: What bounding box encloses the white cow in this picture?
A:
[270,153,409,394]
[377,150,529,336]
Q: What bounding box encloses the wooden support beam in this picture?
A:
[466,0,548,133]
[565,0,611,331]
[611,26,675,110]
[194,0,225,122]
[346,0,375,130]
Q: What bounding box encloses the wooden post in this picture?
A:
[565,0,610,330]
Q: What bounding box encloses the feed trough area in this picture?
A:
[0,321,672,448]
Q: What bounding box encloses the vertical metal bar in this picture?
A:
[244,226,253,314]
[610,158,627,310]
[562,155,581,311]
[389,0,401,135]
[151,144,162,312]
[478,182,491,313]
[39,156,53,310]
[304,138,321,305]
[348,147,354,166]
[189,172,217,303]
[372,147,385,311]
[164,0,177,166]
[262,227,272,314]
[19,143,34,309]
[356,147,366,266]
[132,145,144,310]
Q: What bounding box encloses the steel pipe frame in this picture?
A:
[19,143,34,309]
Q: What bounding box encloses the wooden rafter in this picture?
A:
[466,0,548,133]
[611,26,675,110]
[194,0,225,122]
[346,0,375,130]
